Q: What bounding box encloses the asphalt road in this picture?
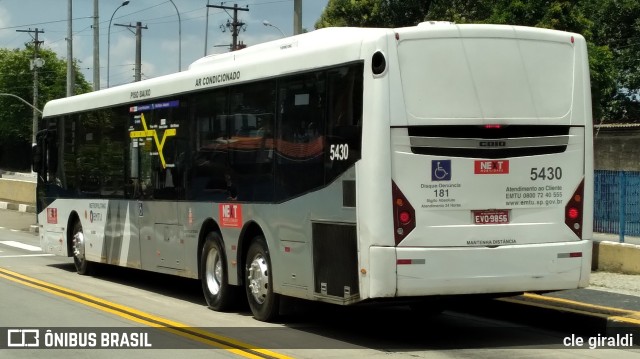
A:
[0,209,37,233]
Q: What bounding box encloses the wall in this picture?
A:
[594,125,640,170]
[0,178,36,204]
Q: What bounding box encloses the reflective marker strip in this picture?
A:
[557,252,582,258]
[397,259,426,265]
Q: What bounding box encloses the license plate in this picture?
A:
[472,210,510,225]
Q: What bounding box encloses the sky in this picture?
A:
[0,0,330,89]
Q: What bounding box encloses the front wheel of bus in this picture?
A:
[245,236,279,322]
[201,232,236,311]
[72,221,93,275]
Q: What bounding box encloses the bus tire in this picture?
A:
[71,220,93,275]
[245,235,279,322]
[201,232,236,311]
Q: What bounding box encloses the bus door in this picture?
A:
[128,106,186,272]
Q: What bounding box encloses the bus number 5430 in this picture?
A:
[330,143,349,161]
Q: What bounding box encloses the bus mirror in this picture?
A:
[32,129,49,175]
[47,140,58,175]
[31,143,43,174]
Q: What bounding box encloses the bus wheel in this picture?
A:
[72,221,93,275]
[201,232,236,311]
[245,235,279,322]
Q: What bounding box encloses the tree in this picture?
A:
[0,45,91,170]
[315,0,638,123]
[0,45,91,144]
[580,0,640,122]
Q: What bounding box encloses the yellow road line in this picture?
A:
[0,267,293,359]
[522,292,638,315]
[497,292,640,325]
[498,296,611,319]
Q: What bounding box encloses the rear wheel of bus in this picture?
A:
[245,235,280,322]
[201,232,237,311]
[71,220,93,275]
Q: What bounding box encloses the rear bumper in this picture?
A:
[368,240,591,298]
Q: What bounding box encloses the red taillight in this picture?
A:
[399,211,412,225]
[484,124,502,129]
[565,180,584,237]
[392,181,416,245]
[567,207,579,219]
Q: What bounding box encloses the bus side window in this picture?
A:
[325,64,363,183]
[275,71,325,200]
[226,80,276,202]
[190,90,234,201]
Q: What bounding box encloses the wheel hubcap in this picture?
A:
[247,254,269,304]
[205,247,222,295]
[73,231,85,261]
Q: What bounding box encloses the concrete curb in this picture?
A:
[0,201,36,213]
[592,240,640,275]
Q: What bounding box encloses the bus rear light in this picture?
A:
[567,207,579,220]
[565,180,584,238]
[399,211,412,225]
[392,181,416,245]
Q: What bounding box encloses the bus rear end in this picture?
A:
[369,23,593,299]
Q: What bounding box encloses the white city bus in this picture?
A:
[34,22,593,322]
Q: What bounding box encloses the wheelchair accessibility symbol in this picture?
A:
[432,160,451,181]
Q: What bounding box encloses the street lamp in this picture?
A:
[263,20,285,38]
[168,0,182,72]
[107,0,129,88]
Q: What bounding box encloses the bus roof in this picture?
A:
[42,26,386,118]
[42,23,582,118]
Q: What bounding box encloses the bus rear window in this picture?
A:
[398,37,574,121]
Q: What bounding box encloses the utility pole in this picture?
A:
[204,0,210,56]
[294,0,302,35]
[93,0,100,90]
[207,3,249,51]
[115,22,148,82]
[67,0,74,97]
[16,28,44,145]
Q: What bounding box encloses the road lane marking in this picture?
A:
[522,292,638,315]
[498,292,640,326]
[0,267,293,359]
[0,227,33,234]
[0,254,54,258]
[0,240,42,251]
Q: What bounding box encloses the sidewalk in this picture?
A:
[593,232,640,246]
[0,169,36,182]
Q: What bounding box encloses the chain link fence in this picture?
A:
[594,170,640,242]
